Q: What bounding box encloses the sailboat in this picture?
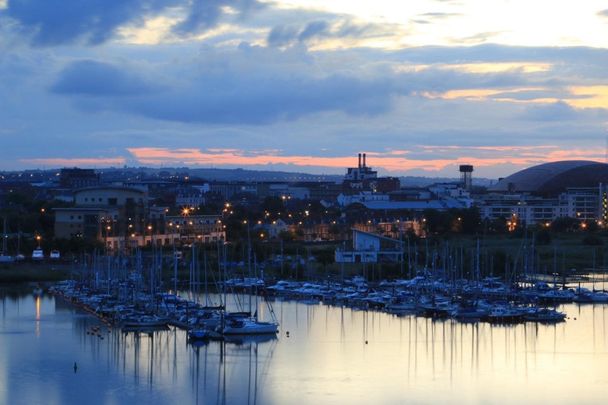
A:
[0,217,14,263]
[222,316,278,335]
[220,233,279,336]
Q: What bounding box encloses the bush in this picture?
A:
[536,229,552,245]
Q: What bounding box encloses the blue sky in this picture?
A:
[1,0,608,177]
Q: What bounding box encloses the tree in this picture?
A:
[551,217,579,232]
[583,234,603,246]
[535,229,552,245]
[315,248,335,271]
[262,196,285,213]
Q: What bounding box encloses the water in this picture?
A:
[1,288,608,404]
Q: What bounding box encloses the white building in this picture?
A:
[335,229,404,263]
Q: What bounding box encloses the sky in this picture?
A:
[1,0,608,178]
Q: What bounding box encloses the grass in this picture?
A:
[0,262,72,283]
[2,232,606,284]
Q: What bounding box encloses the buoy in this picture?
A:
[73,362,78,373]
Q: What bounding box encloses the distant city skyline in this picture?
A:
[1,0,608,177]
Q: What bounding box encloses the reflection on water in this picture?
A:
[1,290,608,404]
[35,295,41,337]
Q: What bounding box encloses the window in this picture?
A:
[108,198,117,206]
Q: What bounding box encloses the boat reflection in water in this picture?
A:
[1,290,608,404]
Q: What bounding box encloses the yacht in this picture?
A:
[222,318,278,335]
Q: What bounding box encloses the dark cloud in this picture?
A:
[521,101,578,121]
[50,51,401,124]
[172,0,263,35]
[2,0,261,46]
[51,60,159,96]
[132,73,396,124]
[3,0,175,46]
[298,21,329,42]
[267,25,300,47]
[49,44,549,126]
[267,18,396,47]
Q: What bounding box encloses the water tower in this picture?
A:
[459,164,474,190]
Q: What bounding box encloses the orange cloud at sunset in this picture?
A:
[125,146,605,174]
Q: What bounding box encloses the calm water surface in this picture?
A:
[1,288,608,404]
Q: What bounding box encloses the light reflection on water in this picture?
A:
[0,290,608,404]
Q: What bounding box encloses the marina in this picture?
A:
[2,286,608,404]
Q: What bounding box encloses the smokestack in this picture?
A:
[358,153,362,168]
[363,153,366,167]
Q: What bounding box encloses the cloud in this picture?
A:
[172,0,263,35]
[267,25,300,47]
[598,9,608,18]
[50,42,608,127]
[266,18,401,48]
[1,0,260,46]
[419,12,461,19]
[51,60,159,96]
[2,0,175,46]
[298,20,329,42]
[50,46,410,124]
[450,31,503,45]
[131,72,396,124]
[124,146,606,174]
[521,101,578,121]
[414,12,462,24]
[21,157,127,167]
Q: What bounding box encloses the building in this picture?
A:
[337,192,389,207]
[175,185,208,207]
[54,186,148,240]
[480,161,608,225]
[342,153,401,194]
[209,182,258,199]
[335,229,404,263]
[345,153,377,182]
[255,219,289,239]
[54,207,118,240]
[59,168,100,189]
[490,160,608,195]
[165,214,225,243]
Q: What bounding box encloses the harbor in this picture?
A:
[44,246,608,340]
[2,285,608,404]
